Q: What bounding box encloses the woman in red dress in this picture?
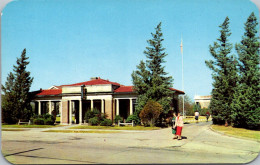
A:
[174,112,184,140]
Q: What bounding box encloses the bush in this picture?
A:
[100,119,112,126]
[44,118,55,125]
[31,114,55,125]
[126,114,140,125]
[96,113,107,122]
[89,117,99,126]
[84,108,101,122]
[114,115,123,124]
[139,100,163,127]
[33,118,44,125]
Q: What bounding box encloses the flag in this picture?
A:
[180,39,183,54]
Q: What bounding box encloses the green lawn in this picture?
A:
[69,125,161,130]
[2,128,27,131]
[1,124,62,128]
[183,116,212,123]
[211,125,260,141]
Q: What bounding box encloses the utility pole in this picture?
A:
[180,37,185,118]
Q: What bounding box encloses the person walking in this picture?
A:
[195,111,199,123]
[172,113,177,139]
[206,111,210,122]
[175,112,184,140]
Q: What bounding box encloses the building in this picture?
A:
[194,95,212,109]
[31,77,184,124]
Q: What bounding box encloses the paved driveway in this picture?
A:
[1,122,260,164]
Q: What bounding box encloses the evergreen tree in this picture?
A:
[132,22,174,116]
[231,12,260,129]
[2,49,34,123]
[2,72,17,123]
[205,17,238,125]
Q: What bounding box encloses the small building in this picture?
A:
[31,77,184,124]
[194,95,212,109]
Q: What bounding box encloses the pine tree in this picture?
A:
[132,22,174,116]
[231,12,260,129]
[2,72,17,123]
[205,17,238,125]
[2,48,34,123]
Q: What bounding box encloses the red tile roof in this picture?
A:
[35,78,184,96]
[170,88,185,94]
[114,86,134,93]
[36,89,62,96]
[115,86,185,94]
[62,78,120,86]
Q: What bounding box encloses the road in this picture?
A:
[1,121,260,164]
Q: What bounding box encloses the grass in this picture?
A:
[55,116,75,123]
[43,130,120,133]
[68,125,161,130]
[211,125,260,141]
[2,128,27,131]
[183,116,212,123]
[1,124,63,128]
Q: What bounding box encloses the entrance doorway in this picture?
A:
[119,99,130,120]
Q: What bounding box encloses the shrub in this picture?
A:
[84,110,94,122]
[44,118,55,125]
[33,118,44,125]
[139,100,163,127]
[84,108,101,122]
[126,114,140,125]
[31,114,55,125]
[100,119,112,126]
[88,117,99,126]
[96,113,107,122]
[114,115,123,124]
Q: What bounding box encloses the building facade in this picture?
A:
[31,77,184,124]
[194,95,212,109]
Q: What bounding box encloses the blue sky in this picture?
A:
[1,0,259,100]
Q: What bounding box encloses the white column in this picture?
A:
[101,99,104,114]
[130,98,133,115]
[60,101,63,124]
[69,100,72,125]
[79,100,82,124]
[49,101,52,114]
[91,99,94,110]
[38,101,41,115]
[116,99,119,115]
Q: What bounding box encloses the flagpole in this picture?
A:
[181,37,185,118]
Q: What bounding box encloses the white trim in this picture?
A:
[34,100,61,102]
[38,101,41,115]
[48,86,59,89]
[116,99,119,115]
[79,100,82,124]
[91,99,94,110]
[113,97,137,100]
[69,100,72,125]
[101,99,104,114]
[130,98,133,115]
[60,101,63,124]
[49,101,52,114]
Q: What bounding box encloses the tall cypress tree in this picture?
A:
[205,17,238,125]
[132,22,174,116]
[231,13,260,129]
[2,48,34,123]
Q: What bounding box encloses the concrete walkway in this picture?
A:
[1,121,260,164]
